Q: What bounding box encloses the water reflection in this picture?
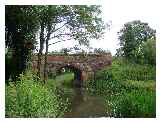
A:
[63,83,106,118]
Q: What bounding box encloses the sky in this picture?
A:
[47,0,160,55]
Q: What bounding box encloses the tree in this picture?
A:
[115,48,123,57]
[5,5,106,83]
[142,38,156,65]
[94,48,109,54]
[117,20,156,62]
[60,48,71,55]
[35,5,106,83]
[5,6,38,81]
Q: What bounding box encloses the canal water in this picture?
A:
[58,84,107,118]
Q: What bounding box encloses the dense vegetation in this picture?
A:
[116,20,156,65]
[5,57,156,118]
[87,57,156,117]
[5,71,69,117]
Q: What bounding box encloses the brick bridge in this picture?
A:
[33,53,112,86]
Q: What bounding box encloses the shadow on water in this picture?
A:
[61,80,107,118]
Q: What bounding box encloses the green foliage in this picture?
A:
[87,79,122,96]
[48,71,57,79]
[117,20,156,64]
[88,58,155,94]
[122,80,155,91]
[87,67,123,96]
[93,48,110,54]
[109,58,156,81]
[5,71,68,117]
[36,5,105,44]
[106,89,156,118]
[86,57,156,117]
[47,72,75,88]
[60,73,74,87]
[142,38,156,65]
[60,48,71,55]
[5,6,38,48]
[5,6,39,81]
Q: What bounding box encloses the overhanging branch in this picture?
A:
[51,22,69,33]
[48,38,72,46]
[49,33,72,40]
[44,22,70,40]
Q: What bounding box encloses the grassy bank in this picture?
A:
[5,71,70,118]
[46,72,74,89]
[87,57,156,117]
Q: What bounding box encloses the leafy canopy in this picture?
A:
[117,20,156,64]
[35,5,105,48]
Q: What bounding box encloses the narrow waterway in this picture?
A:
[59,84,107,118]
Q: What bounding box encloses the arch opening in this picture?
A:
[57,65,83,87]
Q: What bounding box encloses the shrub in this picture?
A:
[122,80,156,91]
[142,38,156,65]
[5,71,68,117]
[107,58,156,81]
[86,69,123,96]
[86,58,156,117]
[106,89,156,118]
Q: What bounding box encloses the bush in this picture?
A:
[122,80,156,91]
[48,71,57,79]
[86,58,156,117]
[108,58,155,81]
[5,71,68,117]
[142,38,156,65]
[106,89,156,118]
[86,58,155,96]
[86,69,123,96]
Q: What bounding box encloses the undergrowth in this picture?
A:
[5,71,69,118]
[86,57,156,118]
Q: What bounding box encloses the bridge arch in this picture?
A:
[32,53,112,86]
[57,64,83,87]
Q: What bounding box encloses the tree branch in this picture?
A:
[51,22,69,33]
[48,38,72,46]
[49,33,72,40]
[44,22,70,40]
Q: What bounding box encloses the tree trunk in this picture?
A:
[44,38,48,83]
[43,6,52,83]
[37,49,42,79]
[37,22,45,80]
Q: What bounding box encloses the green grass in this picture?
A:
[47,72,74,88]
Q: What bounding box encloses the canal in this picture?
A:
[63,86,107,118]
[51,72,109,118]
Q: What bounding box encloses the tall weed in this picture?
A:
[106,89,156,118]
[5,71,68,117]
[86,57,156,117]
